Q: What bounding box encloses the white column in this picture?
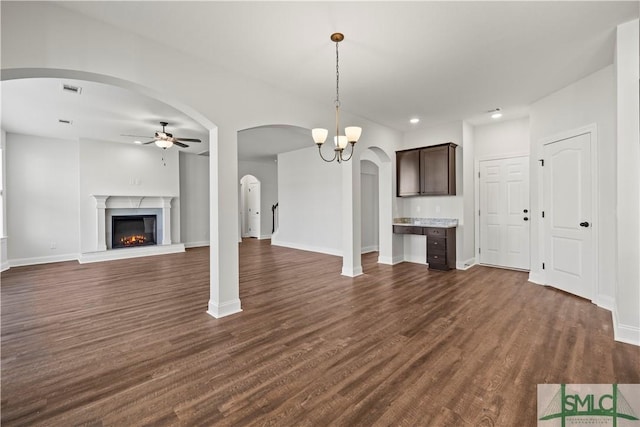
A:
[161,197,173,245]
[94,195,109,251]
[207,127,242,318]
[341,157,363,277]
[615,19,640,346]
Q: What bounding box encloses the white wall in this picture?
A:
[474,117,530,159]
[398,121,469,265]
[78,139,180,253]
[5,133,80,265]
[361,160,379,253]
[529,65,617,306]
[238,160,278,240]
[461,121,475,266]
[1,130,9,271]
[273,146,343,255]
[180,152,209,247]
[615,19,640,345]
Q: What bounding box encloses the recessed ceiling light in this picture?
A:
[410,118,420,124]
[134,140,142,145]
[490,108,502,119]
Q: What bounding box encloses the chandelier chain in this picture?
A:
[335,40,340,108]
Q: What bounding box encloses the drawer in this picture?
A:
[424,227,447,237]
[427,255,448,270]
[427,237,446,252]
[427,253,446,264]
[393,225,424,235]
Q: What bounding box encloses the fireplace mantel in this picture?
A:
[79,195,184,263]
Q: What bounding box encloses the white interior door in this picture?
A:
[543,132,593,300]
[479,156,530,270]
[247,181,260,238]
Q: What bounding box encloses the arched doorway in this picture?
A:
[360,146,395,266]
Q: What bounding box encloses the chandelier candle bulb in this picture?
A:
[335,135,348,149]
[312,128,328,145]
[345,126,362,143]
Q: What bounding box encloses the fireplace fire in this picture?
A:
[120,235,148,246]
[112,215,157,249]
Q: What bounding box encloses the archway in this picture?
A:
[360,146,395,266]
[0,68,240,319]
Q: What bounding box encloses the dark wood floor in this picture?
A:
[1,239,638,426]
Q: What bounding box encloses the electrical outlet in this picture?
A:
[50,242,57,249]
[436,205,441,213]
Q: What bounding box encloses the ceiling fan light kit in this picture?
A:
[312,32,362,163]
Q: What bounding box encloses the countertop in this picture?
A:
[393,217,459,228]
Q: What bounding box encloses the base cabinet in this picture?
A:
[392,226,457,270]
[425,227,456,271]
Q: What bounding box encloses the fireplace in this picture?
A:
[112,215,157,249]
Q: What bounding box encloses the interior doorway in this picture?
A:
[240,174,261,238]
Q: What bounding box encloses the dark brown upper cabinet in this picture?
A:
[396,149,421,196]
[396,142,457,197]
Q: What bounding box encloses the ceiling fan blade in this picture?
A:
[175,138,201,142]
[121,134,153,138]
[174,141,189,148]
[143,140,156,145]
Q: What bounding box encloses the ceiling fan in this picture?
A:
[122,121,202,149]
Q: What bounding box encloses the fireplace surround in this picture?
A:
[79,195,185,263]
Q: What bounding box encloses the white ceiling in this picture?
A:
[2,1,638,160]
[1,78,209,155]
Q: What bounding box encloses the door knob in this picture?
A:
[523,217,529,221]
[580,222,590,227]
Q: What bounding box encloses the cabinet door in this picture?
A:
[396,150,420,196]
[421,145,455,195]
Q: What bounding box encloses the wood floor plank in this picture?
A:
[2,238,638,426]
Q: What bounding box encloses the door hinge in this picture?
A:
[542,211,545,218]
[479,247,481,254]
[542,262,545,270]
[539,159,545,166]
[478,209,481,216]
[478,171,480,178]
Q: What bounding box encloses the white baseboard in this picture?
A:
[184,241,210,248]
[612,308,640,346]
[9,253,79,268]
[378,255,404,265]
[271,239,342,257]
[596,295,615,312]
[528,272,545,285]
[361,245,379,254]
[404,255,428,265]
[207,299,242,318]
[1,260,11,272]
[78,244,185,263]
[456,257,476,270]
[259,234,272,240]
[342,265,363,277]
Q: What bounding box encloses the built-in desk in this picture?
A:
[392,218,457,271]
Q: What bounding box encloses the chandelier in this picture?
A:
[312,33,362,163]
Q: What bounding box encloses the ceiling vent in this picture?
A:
[61,83,82,95]
[58,119,73,125]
